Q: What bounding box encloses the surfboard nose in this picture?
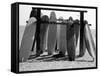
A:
[50,11,57,21]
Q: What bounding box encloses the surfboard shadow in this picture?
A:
[36,56,54,60]
[42,55,69,62]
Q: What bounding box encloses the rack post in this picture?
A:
[35,9,41,56]
[79,11,86,57]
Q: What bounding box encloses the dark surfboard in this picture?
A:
[66,17,76,61]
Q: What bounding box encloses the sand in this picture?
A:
[19,26,96,72]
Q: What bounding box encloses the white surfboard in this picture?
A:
[74,20,80,47]
[19,17,37,62]
[84,24,96,59]
[58,17,67,55]
[47,11,57,55]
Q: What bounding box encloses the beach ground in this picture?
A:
[19,50,96,71]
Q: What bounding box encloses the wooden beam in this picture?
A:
[79,12,86,57]
[32,7,87,12]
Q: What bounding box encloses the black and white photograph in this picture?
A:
[11,2,97,73]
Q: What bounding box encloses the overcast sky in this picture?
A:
[19,5,96,29]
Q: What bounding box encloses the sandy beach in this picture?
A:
[19,26,96,72]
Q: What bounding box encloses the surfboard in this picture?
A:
[54,19,61,53]
[47,11,57,55]
[74,20,80,46]
[66,17,76,61]
[53,17,67,58]
[40,15,49,54]
[19,17,37,62]
[58,17,67,56]
[84,24,96,60]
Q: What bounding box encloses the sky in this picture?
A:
[19,5,96,29]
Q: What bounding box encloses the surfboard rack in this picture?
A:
[30,8,88,57]
[38,21,92,26]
